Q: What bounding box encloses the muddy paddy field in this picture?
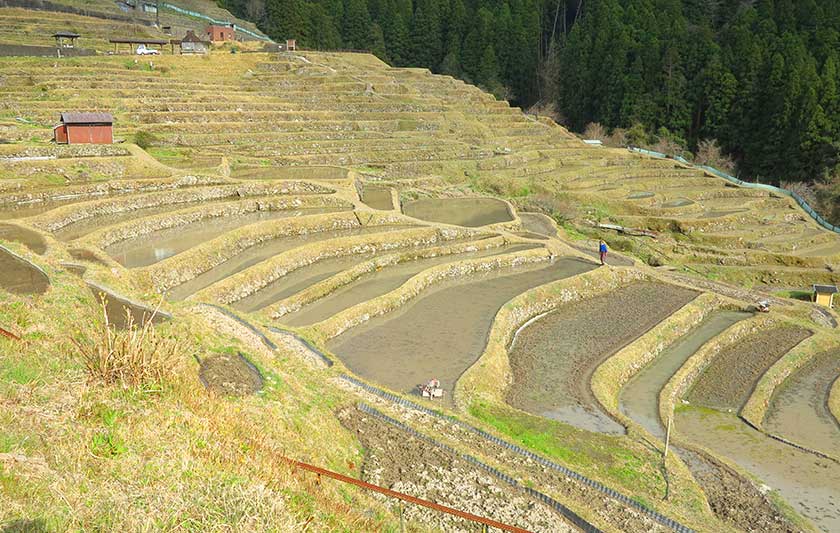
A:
[327,257,596,401]
[507,281,698,434]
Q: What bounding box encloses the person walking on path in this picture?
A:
[599,239,608,265]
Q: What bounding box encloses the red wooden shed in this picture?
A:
[53,112,114,144]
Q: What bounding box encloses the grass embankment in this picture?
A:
[455,266,727,531]
[0,265,407,530]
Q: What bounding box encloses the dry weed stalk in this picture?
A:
[72,297,178,388]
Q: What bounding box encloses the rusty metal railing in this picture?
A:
[285,457,532,533]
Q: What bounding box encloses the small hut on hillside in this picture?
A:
[53,112,114,144]
[206,24,235,42]
[814,285,838,308]
[176,30,209,54]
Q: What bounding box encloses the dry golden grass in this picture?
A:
[71,298,178,388]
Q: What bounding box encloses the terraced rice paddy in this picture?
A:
[507,282,698,434]
[360,185,394,210]
[0,245,49,294]
[281,243,540,326]
[677,407,840,532]
[327,257,596,401]
[687,326,812,411]
[106,206,345,267]
[620,311,752,437]
[765,350,840,458]
[0,223,47,254]
[1,41,840,533]
[402,197,513,227]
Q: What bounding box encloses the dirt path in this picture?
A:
[508,281,698,434]
[337,406,576,533]
[687,327,812,412]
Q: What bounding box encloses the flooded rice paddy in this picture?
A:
[687,326,812,411]
[619,311,752,437]
[88,283,168,329]
[508,282,698,434]
[677,407,840,532]
[327,257,596,401]
[765,350,840,458]
[0,223,47,254]
[167,224,409,300]
[360,185,393,210]
[281,243,540,326]
[518,212,557,238]
[106,207,344,268]
[0,245,49,294]
[402,197,513,227]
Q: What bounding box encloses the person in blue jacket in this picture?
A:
[599,239,608,265]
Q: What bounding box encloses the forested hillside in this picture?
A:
[219,0,840,219]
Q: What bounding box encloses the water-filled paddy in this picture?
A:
[88,283,167,329]
[508,282,698,434]
[518,212,557,237]
[0,223,47,254]
[360,185,393,210]
[281,243,540,326]
[327,257,596,401]
[0,246,49,294]
[627,191,655,200]
[677,407,840,532]
[765,350,840,458]
[661,198,694,208]
[402,197,513,227]
[167,224,407,301]
[106,207,344,268]
[619,311,751,438]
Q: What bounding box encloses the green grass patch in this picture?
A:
[1,358,40,385]
[772,289,812,302]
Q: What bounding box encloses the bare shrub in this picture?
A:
[694,139,735,173]
[605,128,628,147]
[782,180,818,206]
[650,136,685,158]
[72,299,179,388]
[583,122,607,141]
[526,100,565,124]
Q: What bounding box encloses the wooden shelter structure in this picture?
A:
[53,31,80,48]
[109,38,167,54]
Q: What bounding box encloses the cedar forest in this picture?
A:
[218,0,840,221]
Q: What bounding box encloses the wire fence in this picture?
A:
[342,374,695,533]
[628,146,840,234]
[358,402,604,533]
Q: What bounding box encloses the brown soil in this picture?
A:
[338,383,672,533]
[198,353,263,396]
[677,447,802,533]
[687,327,812,411]
[508,281,698,434]
[519,212,558,237]
[337,406,576,533]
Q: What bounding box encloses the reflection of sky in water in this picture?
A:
[154,248,174,262]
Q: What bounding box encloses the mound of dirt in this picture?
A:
[199,353,263,396]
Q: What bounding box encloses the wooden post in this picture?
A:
[664,415,672,462]
[399,502,404,533]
